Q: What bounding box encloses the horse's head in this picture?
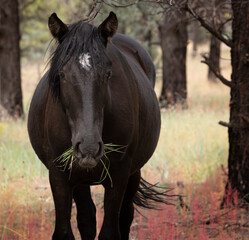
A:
[48,12,118,169]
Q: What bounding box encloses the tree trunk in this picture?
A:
[208,35,221,82]
[0,0,23,118]
[159,9,188,108]
[227,1,249,200]
[191,20,199,58]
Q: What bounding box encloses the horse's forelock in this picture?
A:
[48,22,103,98]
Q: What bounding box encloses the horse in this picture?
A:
[28,12,164,240]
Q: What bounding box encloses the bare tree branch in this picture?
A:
[218,17,233,32]
[184,1,233,48]
[83,0,103,22]
[161,0,232,47]
[82,0,140,22]
[201,53,233,88]
[86,0,98,17]
[103,0,140,8]
[219,121,232,128]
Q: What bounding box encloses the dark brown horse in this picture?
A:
[28,12,163,240]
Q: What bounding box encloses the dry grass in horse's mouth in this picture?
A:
[55,143,126,187]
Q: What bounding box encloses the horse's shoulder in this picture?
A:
[28,71,50,127]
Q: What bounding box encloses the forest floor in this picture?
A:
[1,170,249,239]
[1,43,249,239]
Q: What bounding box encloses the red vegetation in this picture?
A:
[0,170,248,239]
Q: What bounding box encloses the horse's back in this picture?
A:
[112,34,156,88]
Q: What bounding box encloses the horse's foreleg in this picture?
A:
[98,171,129,240]
[49,169,74,240]
[73,184,96,240]
[119,170,140,240]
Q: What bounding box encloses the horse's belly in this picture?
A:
[132,90,161,171]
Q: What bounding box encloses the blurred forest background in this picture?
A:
[0,0,233,115]
[1,0,249,239]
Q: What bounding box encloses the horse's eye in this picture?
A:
[105,71,112,80]
[58,71,65,79]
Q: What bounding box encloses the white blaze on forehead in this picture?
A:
[79,53,91,71]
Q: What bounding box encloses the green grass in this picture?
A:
[0,121,47,183]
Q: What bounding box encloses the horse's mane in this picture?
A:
[48,21,104,98]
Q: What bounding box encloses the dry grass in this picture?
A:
[1,43,247,240]
[145,43,230,184]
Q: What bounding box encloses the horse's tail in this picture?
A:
[133,177,174,209]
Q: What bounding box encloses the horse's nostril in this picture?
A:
[96,141,104,159]
[75,142,80,151]
[74,142,83,158]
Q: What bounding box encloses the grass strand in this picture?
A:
[55,143,125,187]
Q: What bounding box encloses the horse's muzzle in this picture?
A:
[78,155,98,168]
[74,139,104,169]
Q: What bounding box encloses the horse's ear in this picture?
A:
[98,12,118,46]
[48,13,68,43]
